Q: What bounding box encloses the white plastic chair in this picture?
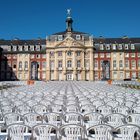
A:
[32,104,48,115]
[63,112,84,125]
[97,105,113,116]
[59,124,85,140]
[4,113,23,126]
[115,124,140,140]
[43,112,62,127]
[87,124,114,140]
[84,112,104,129]
[23,112,43,127]
[126,113,140,126]
[105,113,125,128]
[7,124,31,140]
[32,124,58,140]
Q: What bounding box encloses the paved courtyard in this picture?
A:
[0,81,140,140]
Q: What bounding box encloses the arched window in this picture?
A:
[25,61,28,69]
[19,61,22,69]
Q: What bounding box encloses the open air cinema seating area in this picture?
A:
[0,81,140,140]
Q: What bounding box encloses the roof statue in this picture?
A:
[67,9,71,17]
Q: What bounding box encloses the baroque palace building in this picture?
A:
[0,11,140,81]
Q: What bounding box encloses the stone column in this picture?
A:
[46,51,50,81]
[89,49,94,81]
[63,50,66,80]
[82,50,85,80]
[73,50,76,80]
[54,51,58,80]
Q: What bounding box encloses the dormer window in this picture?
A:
[24,46,29,51]
[58,35,63,41]
[19,46,23,51]
[112,44,116,50]
[131,44,135,50]
[100,44,104,50]
[124,44,129,50]
[67,51,72,56]
[118,44,123,50]
[106,44,110,50]
[36,45,40,51]
[13,46,17,51]
[30,45,34,51]
[8,46,11,51]
[76,35,81,40]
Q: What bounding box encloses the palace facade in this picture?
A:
[0,13,140,81]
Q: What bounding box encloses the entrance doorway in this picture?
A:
[66,73,73,81]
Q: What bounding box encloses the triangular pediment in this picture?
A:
[55,36,84,48]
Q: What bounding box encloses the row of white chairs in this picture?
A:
[0,81,140,140]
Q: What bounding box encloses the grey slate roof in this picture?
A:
[0,39,46,45]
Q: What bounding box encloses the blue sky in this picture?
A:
[0,0,140,39]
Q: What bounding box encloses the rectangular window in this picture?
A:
[131,60,136,68]
[67,60,72,68]
[138,53,140,58]
[58,51,62,57]
[119,60,123,68]
[77,51,81,56]
[106,53,111,58]
[42,62,46,69]
[94,60,98,68]
[50,51,54,57]
[125,60,129,68]
[58,60,62,68]
[131,53,135,57]
[100,53,104,58]
[94,53,98,58]
[77,60,81,68]
[113,60,117,68]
